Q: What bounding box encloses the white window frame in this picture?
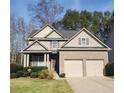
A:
[79,37,88,46]
[31,55,44,66]
[51,40,58,49]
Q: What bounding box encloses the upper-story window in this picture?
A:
[79,37,89,46]
[51,40,58,48]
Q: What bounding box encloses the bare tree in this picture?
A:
[10,15,17,63]
[27,20,37,35]
[17,17,27,49]
[28,0,64,26]
[10,15,16,53]
[10,15,37,63]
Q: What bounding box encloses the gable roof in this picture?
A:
[29,24,65,39]
[61,27,111,49]
[22,40,48,51]
[26,24,110,50]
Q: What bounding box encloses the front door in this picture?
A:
[49,53,59,73]
[50,59,56,71]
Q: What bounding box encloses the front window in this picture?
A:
[51,41,58,48]
[30,55,44,66]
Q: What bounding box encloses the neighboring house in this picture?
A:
[21,24,111,77]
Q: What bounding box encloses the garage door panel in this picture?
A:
[64,60,83,77]
[86,60,104,76]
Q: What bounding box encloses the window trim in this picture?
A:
[51,40,59,49]
[30,55,44,66]
[79,37,89,46]
[31,55,44,63]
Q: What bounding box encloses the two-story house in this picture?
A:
[21,24,110,77]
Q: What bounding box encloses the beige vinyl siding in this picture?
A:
[27,42,46,51]
[65,30,103,47]
[59,41,66,47]
[33,26,53,38]
[47,31,62,38]
[38,41,66,50]
[39,41,51,50]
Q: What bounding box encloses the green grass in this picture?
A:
[10,78,74,93]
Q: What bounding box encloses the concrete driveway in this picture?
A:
[66,77,114,93]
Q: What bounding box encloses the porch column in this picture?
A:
[24,54,26,67]
[26,54,29,67]
[47,54,50,70]
[21,53,23,65]
[44,54,47,66]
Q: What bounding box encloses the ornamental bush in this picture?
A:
[105,63,114,76]
[38,72,46,79]
[30,72,38,78]
[23,72,30,77]
[16,70,24,77]
[23,66,47,72]
[38,69,49,79]
[10,73,18,79]
[10,64,23,73]
[47,72,54,79]
[38,70,54,79]
[59,73,65,78]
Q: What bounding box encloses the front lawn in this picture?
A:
[10,78,74,93]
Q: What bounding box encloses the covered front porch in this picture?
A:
[22,52,59,72]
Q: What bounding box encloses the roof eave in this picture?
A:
[58,48,111,51]
[21,50,51,53]
[26,38,68,41]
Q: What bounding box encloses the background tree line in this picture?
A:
[10,0,114,64]
[10,15,36,63]
[55,10,114,42]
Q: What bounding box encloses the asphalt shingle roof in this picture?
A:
[58,30,78,39]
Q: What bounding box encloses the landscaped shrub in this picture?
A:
[38,72,46,79]
[30,72,38,78]
[10,64,23,73]
[59,73,65,78]
[38,70,54,79]
[38,69,49,79]
[23,72,30,77]
[10,73,18,79]
[16,64,23,71]
[41,69,49,77]
[23,66,47,72]
[105,63,114,76]
[47,72,54,79]
[16,70,24,77]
